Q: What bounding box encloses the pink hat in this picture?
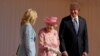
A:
[44,16,57,25]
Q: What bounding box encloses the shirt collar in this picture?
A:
[71,16,79,23]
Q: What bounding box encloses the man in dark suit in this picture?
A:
[59,2,89,56]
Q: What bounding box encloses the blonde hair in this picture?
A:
[21,9,37,25]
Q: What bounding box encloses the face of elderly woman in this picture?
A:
[45,24,55,32]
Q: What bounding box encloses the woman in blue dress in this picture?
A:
[16,9,38,56]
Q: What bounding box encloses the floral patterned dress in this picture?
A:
[38,28,60,56]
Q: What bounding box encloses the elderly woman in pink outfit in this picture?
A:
[37,17,61,56]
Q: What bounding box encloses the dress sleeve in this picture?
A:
[23,25,32,56]
[55,30,60,48]
[38,30,48,50]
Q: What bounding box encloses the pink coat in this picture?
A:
[38,28,60,56]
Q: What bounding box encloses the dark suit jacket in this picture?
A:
[59,15,88,56]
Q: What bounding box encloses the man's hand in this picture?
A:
[62,51,68,56]
[82,52,88,56]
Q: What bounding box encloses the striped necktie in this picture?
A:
[73,18,79,34]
